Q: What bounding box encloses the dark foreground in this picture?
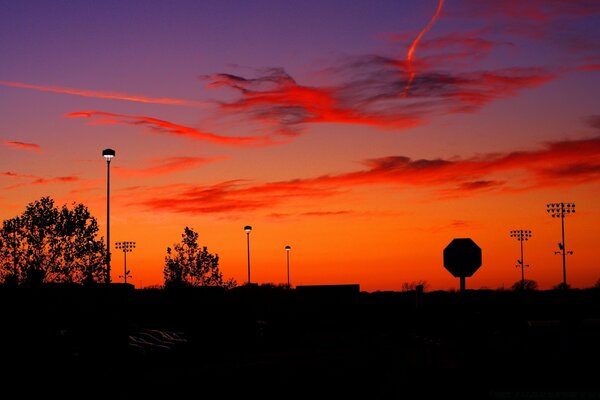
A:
[1,284,599,399]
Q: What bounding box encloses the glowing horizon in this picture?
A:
[1,1,600,291]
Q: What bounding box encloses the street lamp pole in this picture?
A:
[115,241,136,284]
[244,226,252,284]
[510,230,532,288]
[547,202,575,289]
[102,148,115,284]
[285,245,291,288]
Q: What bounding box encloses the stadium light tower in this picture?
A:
[510,230,532,289]
[546,202,575,289]
[115,241,136,284]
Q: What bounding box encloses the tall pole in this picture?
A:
[561,212,566,288]
[115,241,135,284]
[510,229,531,289]
[244,226,252,284]
[102,149,115,284]
[547,202,575,289]
[520,238,524,284]
[106,157,111,284]
[285,245,291,287]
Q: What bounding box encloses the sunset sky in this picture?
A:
[1,0,599,291]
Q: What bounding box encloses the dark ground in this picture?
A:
[1,284,599,399]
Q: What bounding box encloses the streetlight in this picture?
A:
[285,245,291,288]
[546,202,575,289]
[510,230,532,289]
[115,241,136,284]
[102,148,115,284]
[244,225,252,284]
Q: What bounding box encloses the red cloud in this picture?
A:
[113,156,226,178]
[578,63,600,72]
[0,80,208,107]
[4,174,79,190]
[457,0,600,22]
[1,140,41,152]
[195,0,600,138]
[1,171,37,179]
[419,33,500,53]
[200,63,554,137]
[67,111,276,147]
[31,176,79,185]
[129,135,600,215]
[301,210,353,217]
[202,68,420,136]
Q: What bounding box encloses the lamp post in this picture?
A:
[244,225,252,284]
[115,241,135,284]
[285,245,291,288]
[102,148,115,284]
[510,230,532,289]
[546,202,575,289]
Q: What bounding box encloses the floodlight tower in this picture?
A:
[510,230,532,288]
[546,202,575,289]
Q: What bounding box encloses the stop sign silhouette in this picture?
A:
[443,238,482,291]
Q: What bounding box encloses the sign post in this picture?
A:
[443,238,482,292]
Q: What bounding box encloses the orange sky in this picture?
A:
[2,1,600,291]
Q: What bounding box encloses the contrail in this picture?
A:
[0,80,209,107]
[404,0,444,96]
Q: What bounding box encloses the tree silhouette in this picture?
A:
[0,196,106,285]
[553,282,571,290]
[401,280,429,292]
[164,226,236,289]
[511,279,538,291]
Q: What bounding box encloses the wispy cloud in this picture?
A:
[587,115,600,130]
[300,210,353,217]
[196,1,599,138]
[1,140,41,152]
[458,0,600,22]
[2,171,36,179]
[67,111,277,147]
[127,135,600,215]
[113,156,226,178]
[0,80,208,107]
[404,0,444,95]
[31,176,79,185]
[200,62,554,137]
[3,172,79,190]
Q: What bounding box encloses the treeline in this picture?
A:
[0,196,236,288]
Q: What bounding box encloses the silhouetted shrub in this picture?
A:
[511,279,538,291]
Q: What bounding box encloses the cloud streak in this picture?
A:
[458,0,600,22]
[1,140,41,152]
[196,1,600,138]
[113,156,226,178]
[127,135,600,215]
[2,171,79,190]
[0,80,209,107]
[404,0,445,95]
[67,111,276,147]
[201,64,554,136]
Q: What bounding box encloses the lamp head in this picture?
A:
[244,225,252,234]
[102,148,116,161]
[285,245,291,251]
